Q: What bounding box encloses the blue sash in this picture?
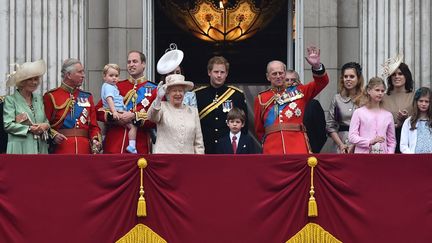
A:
[264,86,302,127]
[62,91,90,129]
[264,102,288,128]
[125,83,156,111]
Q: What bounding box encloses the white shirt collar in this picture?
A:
[230,131,241,144]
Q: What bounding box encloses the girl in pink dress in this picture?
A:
[348,77,396,153]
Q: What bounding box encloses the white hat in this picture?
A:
[380,54,403,79]
[164,74,194,91]
[157,44,184,75]
[6,60,46,87]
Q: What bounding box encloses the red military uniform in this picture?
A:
[96,76,157,154]
[254,70,329,154]
[43,83,102,154]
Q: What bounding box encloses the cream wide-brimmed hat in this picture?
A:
[157,43,184,75]
[164,74,194,91]
[6,59,46,87]
[380,54,403,79]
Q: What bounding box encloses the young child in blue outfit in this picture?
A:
[101,64,137,153]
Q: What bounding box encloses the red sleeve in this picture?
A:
[301,72,329,102]
[254,95,264,142]
[43,92,54,123]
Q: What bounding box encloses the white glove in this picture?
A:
[153,81,166,108]
[156,81,166,100]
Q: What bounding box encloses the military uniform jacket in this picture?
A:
[43,83,101,154]
[195,84,248,154]
[254,70,329,154]
[96,76,157,154]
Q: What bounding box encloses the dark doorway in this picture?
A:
[154,0,288,85]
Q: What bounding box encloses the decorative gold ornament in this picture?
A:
[307,156,318,217]
[159,0,285,43]
[286,223,342,243]
[115,224,167,243]
[137,158,148,217]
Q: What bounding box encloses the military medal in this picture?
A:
[80,116,87,124]
[285,109,293,118]
[222,100,233,113]
[294,108,302,117]
[289,102,297,109]
[274,94,284,105]
[77,97,90,107]
[144,87,152,97]
[282,87,304,103]
[141,98,150,107]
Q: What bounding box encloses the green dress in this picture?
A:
[3,91,49,154]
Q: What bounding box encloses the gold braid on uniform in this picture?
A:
[199,88,236,119]
[47,93,74,127]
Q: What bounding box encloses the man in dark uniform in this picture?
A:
[194,56,248,154]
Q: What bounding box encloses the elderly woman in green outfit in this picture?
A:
[3,60,50,154]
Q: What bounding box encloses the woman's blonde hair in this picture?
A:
[361,76,386,107]
[103,63,120,76]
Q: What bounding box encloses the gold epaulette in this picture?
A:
[192,85,208,92]
[0,96,4,103]
[227,85,244,93]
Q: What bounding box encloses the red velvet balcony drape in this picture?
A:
[0,154,431,242]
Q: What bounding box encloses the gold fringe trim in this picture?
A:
[137,158,148,217]
[115,224,167,243]
[307,156,318,217]
[286,223,342,243]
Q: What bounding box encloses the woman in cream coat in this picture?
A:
[148,74,204,154]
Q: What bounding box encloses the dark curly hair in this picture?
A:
[386,62,414,95]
